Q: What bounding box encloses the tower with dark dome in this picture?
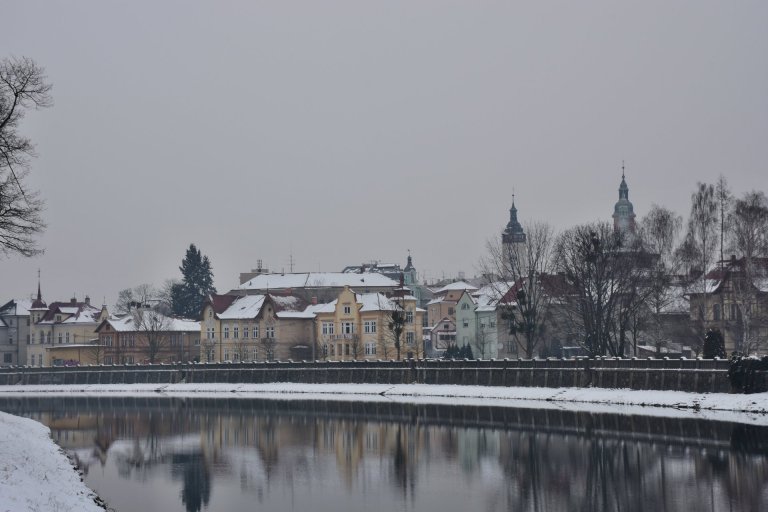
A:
[502,196,526,247]
[612,165,636,235]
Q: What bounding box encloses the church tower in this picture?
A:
[502,196,526,247]
[612,164,636,235]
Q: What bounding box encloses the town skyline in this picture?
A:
[2,1,766,305]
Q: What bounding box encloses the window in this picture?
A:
[448,307,454,316]
[322,322,335,335]
[224,327,230,339]
[3,354,12,363]
[105,356,113,365]
[253,325,260,338]
[26,334,30,344]
[30,355,34,365]
[8,335,13,344]
[65,333,70,343]
[224,350,230,361]
[233,326,239,339]
[731,304,739,321]
[207,328,215,340]
[38,354,42,366]
[406,311,413,324]
[365,342,376,356]
[266,326,275,338]
[56,315,61,322]
[406,332,415,345]
[345,344,350,356]
[46,332,50,344]
[462,320,469,328]
[490,320,496,328]
[243,327,249,339]
[194,336,200,346]
[322,344,328,357]
[713,304,721,321]
[461,303,470,310]
[343,305,351,315]
[364,321,377,334]
[104,335,112,347]
[57,333,62,344]
[342,322,354,334]
[208,310,213,318]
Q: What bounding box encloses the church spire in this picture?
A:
[502,192,526,245]
[613,163,636,234]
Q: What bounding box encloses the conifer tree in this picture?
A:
[172,244,216,319]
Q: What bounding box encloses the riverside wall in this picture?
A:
[0,358,739,393]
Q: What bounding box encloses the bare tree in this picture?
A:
[554,222,647,357]
[349,333,363,360]
[639,205,683,355]
[259,335,277,361]
[0,57,52,257]
[133,309,171,364]
[481,222,557,358]
[86,339,105,365]
[115,284,158,315]
[386,297,406,360]
[728,191,768,353]
[377,332,394,359]
[686,182,718,276]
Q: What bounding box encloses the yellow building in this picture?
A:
[201,293,315,362]
[313,286,424,360]
[27,288,107,366]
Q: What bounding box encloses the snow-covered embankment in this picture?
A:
[0,412,105,512]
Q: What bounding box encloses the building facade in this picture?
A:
[313,287,424,360]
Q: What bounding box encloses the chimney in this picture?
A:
[84,295,90,305]
[311,296,317,305]
[70,297,77,304]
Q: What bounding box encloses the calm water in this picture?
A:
[1,396,767,512]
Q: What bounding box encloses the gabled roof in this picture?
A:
[0,299,33,317]
[98,311,199,333]
[213,293,309,321]
[239,272,398,291]
[38,302,101,324]
[432,281,478,295]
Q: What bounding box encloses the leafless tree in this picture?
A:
[474,320,493,359]
[349,333,363,360]
[86,339,105,365]
[259,336,277,361]
[685,182,718,276]
[554,222,648,356]
[639,205,683,355]
[386,297,406,360]
[728,191,768,353]
[115,284,158,315]
[0,57,52,257]
[133,309,171,363]
[481,221,557,358]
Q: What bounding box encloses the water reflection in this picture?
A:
[0,396,766,512]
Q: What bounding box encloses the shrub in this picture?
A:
[728,354,768,394]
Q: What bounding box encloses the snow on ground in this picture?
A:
[0,412,105,512]
[1,382,768,424]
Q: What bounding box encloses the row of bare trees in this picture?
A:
[483,176,768,357]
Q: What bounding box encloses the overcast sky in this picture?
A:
[2,0,766,306]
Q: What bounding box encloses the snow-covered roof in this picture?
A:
[0,298,33,317]
[104,311,199,332]
[239,272,398,290]
[433,281,478,294]
[218,295,266,320]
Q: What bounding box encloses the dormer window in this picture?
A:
[56,315,61,322]
[343,305,351,315]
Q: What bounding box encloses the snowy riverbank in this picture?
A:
[1,382,767,423]
[0,412,105,512]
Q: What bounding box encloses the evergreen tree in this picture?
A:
[703,329,726,359]
[172,244,216,319]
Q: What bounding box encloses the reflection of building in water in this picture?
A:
[458,429,500,474]
[10,398,768,512]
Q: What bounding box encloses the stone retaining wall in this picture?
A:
[0,358,737,393]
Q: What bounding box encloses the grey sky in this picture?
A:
[2,1,766,306]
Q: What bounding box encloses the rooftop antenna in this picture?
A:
[622,160,625,179]
[289,246,295,273]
